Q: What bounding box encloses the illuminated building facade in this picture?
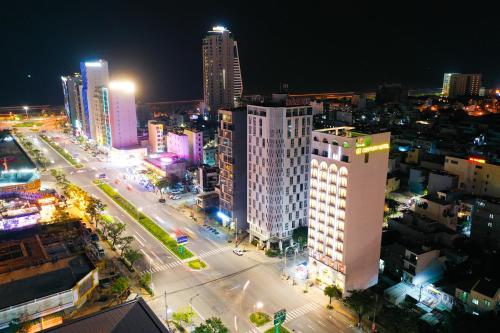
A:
[308,127,389,293]
[166,132,189,161]
[61,73,83,131]
[80,59,109,139]
[108,81,138,149]
[444,156,500,197]
[202,26,243,114]
[442,73,482,98]
[148,120,165,153]
[184,128,203,166]
[247,105,312,250]
[93,87,112,147]
[217,108,247,231]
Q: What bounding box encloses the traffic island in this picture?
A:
[94,180,194,261]
[249,312,271,327]
[187,259,206,270]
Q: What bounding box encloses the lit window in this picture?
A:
[472,298,479,305]
[488,222,493,228]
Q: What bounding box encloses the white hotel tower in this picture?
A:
[308,127,389,293]
[247,104,312,250]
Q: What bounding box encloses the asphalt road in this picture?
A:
[31,129,357,333]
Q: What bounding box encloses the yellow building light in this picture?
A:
[355,143,390,155]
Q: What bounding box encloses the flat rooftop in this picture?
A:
[314,126,365,137]
[0,133,36,171]
[0,220,93,309]
[0,255,93,309]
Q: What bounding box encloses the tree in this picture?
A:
[194,317,228,333]
[107,222,126,247]
[51,207,70,222]
[380,306,419,333]
[118,235,134,255]
[124,248,143,268]
[172,308,193,328]
[111,277,129,295]
[344,289,376,326]
[323,285,343,308]
[86,196,106,226]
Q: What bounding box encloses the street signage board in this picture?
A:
[176,235,188,244]
[273,309,286,325]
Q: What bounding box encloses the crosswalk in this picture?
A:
[244,302,322,333]
[284,302,322,322]
[198,245,233,258]
[144,261,182,273]
[141,246,233,274]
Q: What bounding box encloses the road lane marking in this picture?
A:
[151,250,165,265]
[190,304,205,321]
[134,231,147,243]
[133,234,145,247]
[198,246,233,259]
[140,249,161,269]
[234,315,238,331]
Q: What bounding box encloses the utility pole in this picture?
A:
[164,291,171,330]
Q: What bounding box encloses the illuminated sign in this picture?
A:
[355,136,372,148]
[212,26,228,32]
[84,61,102,67]
[355,143,390,155]
[469,157,486,164]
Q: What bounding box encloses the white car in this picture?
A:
[233,248,243,256]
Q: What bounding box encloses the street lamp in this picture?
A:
[189,293,200,325]
[23,106,29,118]
[254,301,263,313]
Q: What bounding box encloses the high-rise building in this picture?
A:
[61,73,83,130]
[307,127,390,292]
[202,26,243,115]
[93,87,112,147]
[184,129,204,166]
[217,107,247,231]
[80,60,110,139]
[108,81,138,149]
[247,104,313,250]
[471,197,500,251]
[148,120,165,154]
[441,73,482,98]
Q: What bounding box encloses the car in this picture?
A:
[159,198,166,203]
[233,248,243,256]
[76,169,86,173]
[96,173,107,179]
[172,195,181,200]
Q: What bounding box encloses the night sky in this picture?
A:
[1,0,499,106]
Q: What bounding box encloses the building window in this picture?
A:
[472,298,479,305]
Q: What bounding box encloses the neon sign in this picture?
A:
[469,157,486,164]
[355,143,390,155]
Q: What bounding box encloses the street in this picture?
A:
[30,129,357,333]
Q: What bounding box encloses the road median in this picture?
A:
[94,180,201,263]
[40,134,84,168]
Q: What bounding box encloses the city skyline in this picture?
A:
[1,0,499,106]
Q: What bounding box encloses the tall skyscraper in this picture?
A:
[247,104,312,250]
[217,107,247,232]
[108,81,138,149]
[442,73,482,98]
[80,60,109,139]
[202,26,243,115]
[307,127,389,292]
[61,73,83,131]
